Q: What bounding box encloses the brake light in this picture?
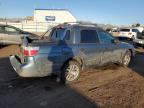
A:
[128,32,132,35]
[24,47,39,56]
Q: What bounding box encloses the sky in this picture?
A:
[0,0,144,26]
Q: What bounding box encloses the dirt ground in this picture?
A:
[0,45,144,108]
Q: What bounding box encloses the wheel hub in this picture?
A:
[66,65,79,81]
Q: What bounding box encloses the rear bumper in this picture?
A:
[9,56,46,77]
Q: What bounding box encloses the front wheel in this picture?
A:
[122,50,132,66]
[60,60,81,84]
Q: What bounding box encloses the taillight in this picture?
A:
[128,32,132,35]
[24,47,39,56]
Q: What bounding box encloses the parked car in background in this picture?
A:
[133,30,144,48]
[111,28,120,37]
[0,24,39,45]
[119,28,139,39]
[10,23,135,83]
[106,28,112,33]
[135,27,144,33]
[106,28,120,36]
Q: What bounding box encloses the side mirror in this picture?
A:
[111,39,119,44]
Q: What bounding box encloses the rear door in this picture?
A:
[78,28,102,67]
[4,26,21,44]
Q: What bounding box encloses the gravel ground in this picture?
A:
[0,45,144,108]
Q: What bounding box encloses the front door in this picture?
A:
[78,29,102,67]
[97,29,118,64]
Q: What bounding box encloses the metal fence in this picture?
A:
[0,21,59,33]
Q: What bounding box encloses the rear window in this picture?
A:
[50,28,66,42]
[81,30,99,43]
[120,29,130,32]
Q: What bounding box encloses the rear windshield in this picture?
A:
[120,29,130,32]
[50,28,66,42]
[42,28,66,42]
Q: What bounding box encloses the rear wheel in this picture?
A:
[60,60,81,84]
[122,50,131,66]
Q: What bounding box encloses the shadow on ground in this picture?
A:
[0,45,20,58]
[129,50,144,77]
[0,58,98,108]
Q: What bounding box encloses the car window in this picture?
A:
[0,26,4,33]
[5,27,18,34]
[98,30,114,44]
[120,29,130,32]
[132,29,139,33]
[63,30,70,41]
[51,28,65,42]
[81,30,99,43]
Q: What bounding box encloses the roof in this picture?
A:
[63,22,98,28]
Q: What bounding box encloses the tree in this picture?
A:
[136,23,140,27]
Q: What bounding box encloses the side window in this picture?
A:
[0,27,4,33]
[64,30,70,41]
[81,30,99,43]
[98,30,114,44]
[5,27,18,34]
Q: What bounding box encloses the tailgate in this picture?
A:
[120,32,128,36]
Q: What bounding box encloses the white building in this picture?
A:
[34,9,77,23]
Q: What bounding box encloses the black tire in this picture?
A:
[60,60,81,84]
[122,50,131,66]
